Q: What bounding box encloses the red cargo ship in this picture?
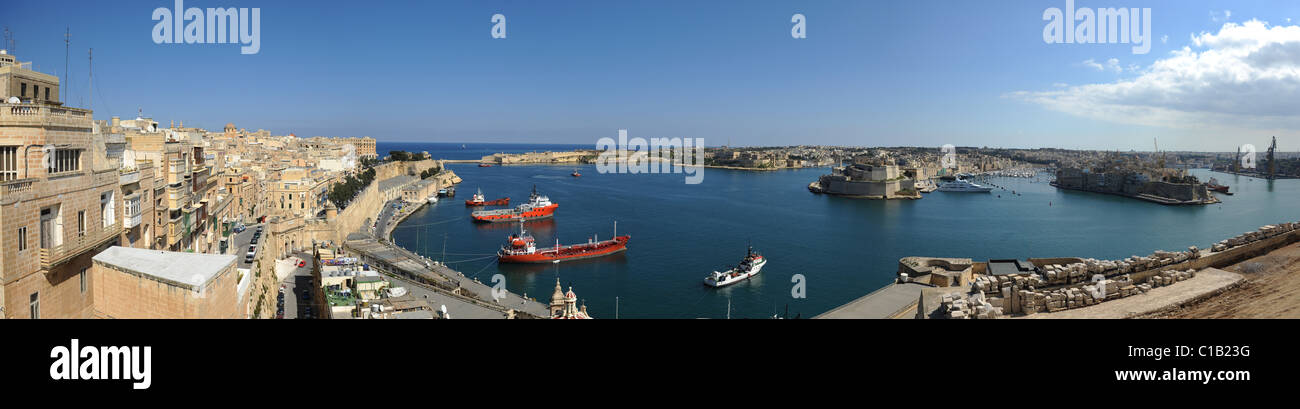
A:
[498,222,629,263]
[465,189,510,206]
[1206,178,1232,195]
[471,185,558,223]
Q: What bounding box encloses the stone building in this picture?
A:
[0,50,59,104]
[809,157,918,199]
[89,246,248,318]
[1,51,122,318]
[343,136,377,158]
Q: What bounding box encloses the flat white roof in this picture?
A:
[93,246,236,289]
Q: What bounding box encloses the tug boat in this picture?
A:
[465,189,510,206]
[498,222,629,264]
[471,185,558,223]
[704,246,767,288]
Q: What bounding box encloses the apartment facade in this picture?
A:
[0,51,120,318]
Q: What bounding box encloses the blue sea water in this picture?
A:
[379,142,1300,318]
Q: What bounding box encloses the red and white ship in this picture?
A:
[1206,178,1232,195]
[471,185,558,223]
[498,222,629,264]
[465,188,510,206]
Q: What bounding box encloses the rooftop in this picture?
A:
[93,246,236,289]
[987,259,1036,276]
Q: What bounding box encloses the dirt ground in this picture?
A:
[1140,242,1300,319]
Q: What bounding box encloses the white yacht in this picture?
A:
[937,178,993,192]
[427,194,439,204]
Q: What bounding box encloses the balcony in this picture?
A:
[119,169,140,186]
[0,178,35,204]
[124,193,143,228]
[0,103,93,130]
[40,222,122,270]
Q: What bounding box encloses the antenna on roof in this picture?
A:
[64,27,70,102]
[88,48,92,112]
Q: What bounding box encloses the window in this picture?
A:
[17,227,26,251]
[77,210,86,236]
[0,146,18,181]
[20,83,26,97]
[101,191,115,227]
[80,268,88,293]
[30,292,39,319]
[44,87,50,101]
[47,149,82,174]
[32,85,39,100]
[40,206,62,249]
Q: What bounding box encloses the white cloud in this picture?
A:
[1010,20,1300,131]
[1211,10,1232,23]
[1084,58,1123,73]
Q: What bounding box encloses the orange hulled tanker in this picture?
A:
[498,222,629,264]
[471,185,558,223]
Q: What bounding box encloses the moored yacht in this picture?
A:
[937,178,993,192]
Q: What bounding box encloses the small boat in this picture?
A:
[571,169,582,177]
[427,195,439,204]
[465,188,510,206]
[704,246,766,288]
[438,187,456,197]
[479,163,493,167]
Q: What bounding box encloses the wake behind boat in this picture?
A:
[704,246,766,288]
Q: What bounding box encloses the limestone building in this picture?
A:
[1,51,120,318]
[90,246,248,318]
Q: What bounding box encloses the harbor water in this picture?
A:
[381,142,1300,318]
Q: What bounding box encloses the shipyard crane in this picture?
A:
[1267,136,1277,179]
[1154,137,1165,169]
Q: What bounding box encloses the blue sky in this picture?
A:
[3,0,1299,151]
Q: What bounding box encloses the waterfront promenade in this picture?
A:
[331,167,549,318]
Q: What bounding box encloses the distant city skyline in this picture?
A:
[3,0,1300,151]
